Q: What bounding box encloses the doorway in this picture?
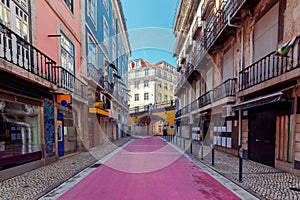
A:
[249,108,276,167]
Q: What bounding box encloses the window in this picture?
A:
[170,85,173,92]
[164,83,168,90]
[144,105,149,111]
[88,36,96,67]
[103,18,109,49]
[134,94,139,101]
[135,71,138,78]
[164,95,168,101]
[134,81,139,89]
[15,4,28,40]
[0,101,42,169]
[134,106,139,113]
[112,40,116,61]
[163,64,167,70]
[61,33,75,73]
[145,69,149,76]
[157,82,162,88]
[144,80,149,87]
[104,58,109,80]
[144,93,149,100]
[63,0,73,12]
[164,72,167,79]
[170,75,172,82]
[88,0,96,23]
[158,93,162,102]
[157,69,161,77]
[103,0,109,14]
[0,0,10,27]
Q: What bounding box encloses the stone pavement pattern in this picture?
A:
[188,145,300,200]
[0,137,131,200]
[56,137,241,200]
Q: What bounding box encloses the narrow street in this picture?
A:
[42,137,256,200]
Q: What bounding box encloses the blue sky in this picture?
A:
[121,0,178,66]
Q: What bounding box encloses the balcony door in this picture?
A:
[223,46,234,81]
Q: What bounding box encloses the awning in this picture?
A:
[89,107,109,117]
[232,91,283,112]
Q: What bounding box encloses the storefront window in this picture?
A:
[0,101,41,169]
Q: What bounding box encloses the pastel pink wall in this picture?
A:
[34,0,82,78]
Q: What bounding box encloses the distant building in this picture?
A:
[128,59,178,135]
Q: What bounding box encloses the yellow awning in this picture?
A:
[89,107,109,116]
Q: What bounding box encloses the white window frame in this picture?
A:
[0,0,11,27]
[87,0,96,25]
[60,32,75,73]
[144,93,149,101]
[134,93,139,101]
[103,17,109,50]
[88,35,97,68]
[63,0,74,13]
[103,0,109,15]
[144,80,149,87]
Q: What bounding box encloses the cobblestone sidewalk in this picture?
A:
[188,147,300,200]
[0,137,132,200]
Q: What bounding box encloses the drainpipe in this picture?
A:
[228,15,244,182]
[227,15,244,147]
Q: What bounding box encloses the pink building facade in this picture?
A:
[32,0,88,159]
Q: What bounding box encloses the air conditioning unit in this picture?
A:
[222,105,235,118]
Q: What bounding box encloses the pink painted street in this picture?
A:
[52,137,243,200]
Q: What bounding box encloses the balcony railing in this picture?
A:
[201,0,214,20]
[213,78,236,101]
[198,90,213,108]
[87,63,104,88]
[0,23,57,83]
[175,109,182,118]
[205,0,245,50]
[239,36,300,90]
[0,23,87,99]
[104,81,114,94]
[191,99,198,110]
[55,66,87,99]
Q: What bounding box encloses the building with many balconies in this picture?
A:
[0,0,130,181]
[84,0,131,146]
[173,0,300,175]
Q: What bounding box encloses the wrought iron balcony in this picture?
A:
[0,23,87,99]
[239,36,300,91]
[205,0,245,50]
[198,90,213,108]
[87,63,104,88]
[55,66,88,99]
[191,99,198,110]
[184,62,195,78]
[0,23,57,83]
[201,0,215,20]
[175,109,182,118]
[104,81,114,94]
[213,78,236,101]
